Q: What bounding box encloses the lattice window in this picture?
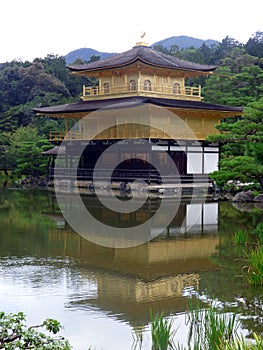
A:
[129,79,136,91]
[173,83,181,94]
[103,82,110,93]
[144,79,152,91]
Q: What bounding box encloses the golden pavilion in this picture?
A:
[34,40,242,191]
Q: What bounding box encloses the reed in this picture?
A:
[245,245,263,286]
[252,222,263,245]
[234,229,248,246]
[132,325,144,350]
[150,310,175,350]
[132,305,263,350]
[187,300,239,350]
[224,333,263,350]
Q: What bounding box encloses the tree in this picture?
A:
[0,311,71,349]
[203,64,263,106]
[208,99,263,189]
[245,31,263,58]
[152,44,171,55]
[180,47,204,63]
[213,36,242,64]
[0,55,94,134]
[0,133,11,175]
[5,126,50,178]
[221,47,257,74]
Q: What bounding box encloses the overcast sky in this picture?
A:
[1,0,262,62]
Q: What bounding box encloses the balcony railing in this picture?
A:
[51,167,214,185]
[82,82,201,101]
[49,131,84,141]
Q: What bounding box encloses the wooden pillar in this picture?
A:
[79,117,82,139]
[138,64,141,91]
[65,117,69,134]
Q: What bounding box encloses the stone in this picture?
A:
[254,193,263,202]
[231,190,254,202]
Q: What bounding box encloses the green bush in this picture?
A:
[0,311,72,349]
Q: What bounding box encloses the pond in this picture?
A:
[0,188,262,349]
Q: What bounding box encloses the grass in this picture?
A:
[252,223,263,245]
[223,333,263,350]
[234,229,248,246]
[186,300,238,350]
[150,310,176,350]
[132,325,144,350]
[245,245,263,286]
[130,302,263,350]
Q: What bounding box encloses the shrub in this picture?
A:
[0,311,72,349]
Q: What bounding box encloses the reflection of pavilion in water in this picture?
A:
[47,197,219,325]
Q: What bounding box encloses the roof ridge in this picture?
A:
[148,47,179,68]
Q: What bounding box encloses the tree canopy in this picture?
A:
[208,98,263,189]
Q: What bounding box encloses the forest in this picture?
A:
[0,31,262,189]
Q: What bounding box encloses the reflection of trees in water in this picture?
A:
[218,201,263,235]
[201,201,263,337]
[199,271,263,336]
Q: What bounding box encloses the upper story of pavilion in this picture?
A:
[68,41,217,102]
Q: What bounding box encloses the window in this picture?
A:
[114,76,126,86]
[144,79,152,91]
[173,82,181,94]
[103,82,110,94]
[204,153,219,173]
[187,153,202,174]
[129,79,136,91]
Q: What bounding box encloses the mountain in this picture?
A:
[65,48,116,64]
[64,36,219,64]
[152,35,219,50]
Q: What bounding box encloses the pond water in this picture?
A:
[0,188,262,349]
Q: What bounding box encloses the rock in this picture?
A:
[254,202,263,210]
[231,190,254,202]
[38,179,48,187]
[254,193,263,202]
[224,192,233,200]
[231,202,254,212]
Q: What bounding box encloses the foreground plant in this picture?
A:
[186,300,238,350]
[132,325,144,350]
[252,222,263,245]
[245,245,263,286]
[150,310,175,350]
[233,229,248,246]
[224,333,263,350]
[0,311,71,349]
[131,304,263,350]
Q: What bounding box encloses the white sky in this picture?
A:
[1,0,262,62]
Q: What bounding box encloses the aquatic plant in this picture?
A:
[245,245,263,286]
[186,300,238,350]
[150,310,176,350]
[234,229,248,246]
[252,222,263,245]
[224,333,263,349]
[132,305,263,350]
[132,325,144,350]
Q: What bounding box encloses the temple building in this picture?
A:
[34,40,242,191]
